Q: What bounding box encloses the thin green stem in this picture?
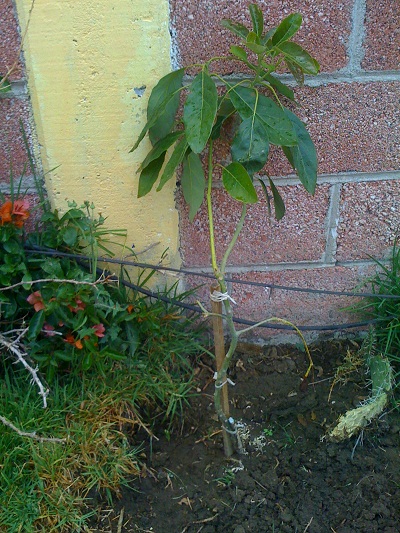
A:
[207,140,220,280]
[220,203,247,277]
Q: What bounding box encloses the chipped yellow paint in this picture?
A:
[14,0,180,268]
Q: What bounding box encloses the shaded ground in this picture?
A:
[93,340,400,532]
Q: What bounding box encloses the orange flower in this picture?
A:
[12,199,30,227]
[27,291,45,312]
[64,333,76,344]
[127,304,134,314]
[92,323,105,338]
[0,199,30,227]
[0,201,12,225]
[75,339,84,349]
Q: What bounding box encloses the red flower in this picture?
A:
[68,299,86,313]
[27,291,45,312]
[43,323,56,336]
[92,323,105,338]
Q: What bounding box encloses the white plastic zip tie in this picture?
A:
[210,291,237,305]
[213,372,235,388]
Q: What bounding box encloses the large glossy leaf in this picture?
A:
[211,97,236,140]
[282,109,317,194]
[183,71,218,153]
[222,162,258,204]
[249,4,264,37]
[231,116,269,175]
[181,152,205,221]
[138,153,166,198]
[271,13,302,46]
[131,68,184,152]
[221,19,249,40]
[138,131,182,172]
[148,68,185,145]
[279,42,320,75]
[157,137,189,191]
[230,86,297,146]
[267,176,285,220]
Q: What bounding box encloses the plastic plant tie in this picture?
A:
[210,290,237,305]
[213,372,236,388]
[223,417,238,435]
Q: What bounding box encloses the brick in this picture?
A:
[270,82,400,176]
[363,0,400,71]
[178,184,329,267]
[0,97,33,180]
[337,180,400,262]
[170,0,351,73]
[229,265,372,335]
[0,0,23,80]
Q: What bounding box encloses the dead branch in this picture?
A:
[0,273,115,293]
[0,329,49,408]
[0,415,66,443]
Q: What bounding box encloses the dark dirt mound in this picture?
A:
[93,340,400,533]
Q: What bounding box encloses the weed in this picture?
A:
[349,242,400,383]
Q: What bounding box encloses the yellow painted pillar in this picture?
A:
[14,0,180,267]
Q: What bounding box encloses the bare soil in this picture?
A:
[92,340,400,532]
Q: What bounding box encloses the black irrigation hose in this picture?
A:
[25,245,400,300]
[24,245,381,332]
[101,268,380,332]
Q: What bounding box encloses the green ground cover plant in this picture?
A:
[132,4,319,455]
[0,182,205,530]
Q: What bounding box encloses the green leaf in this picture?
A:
[62,226,78,247]
[271,13,303,46]
[279,42,320,75]
[221,19,249,40]
[282,109,317,194]
[268,177,286,220]
[261,73,295,101]
[246,32,266,54]
[257,177,272,217]
[157,137,189,191]
[0,76,11,94]
[231,116,269,175]
[28,310,45,340]
[261,28,277,46]
[148,68,185,145]
[222,163,258,204]
[138,131,183,172]
[131,68,184,152]
[230,45,248,62]
[211,97,236,140]
[181,152,205,221]
[285,59,304,85]
[183,71,218,153]
[249,4,264,37]
[230,86,297,146]
[138,153,166,197]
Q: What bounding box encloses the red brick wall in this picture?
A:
[171,0,400,339]
[2,1,399,341]
[0,0,39,201]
